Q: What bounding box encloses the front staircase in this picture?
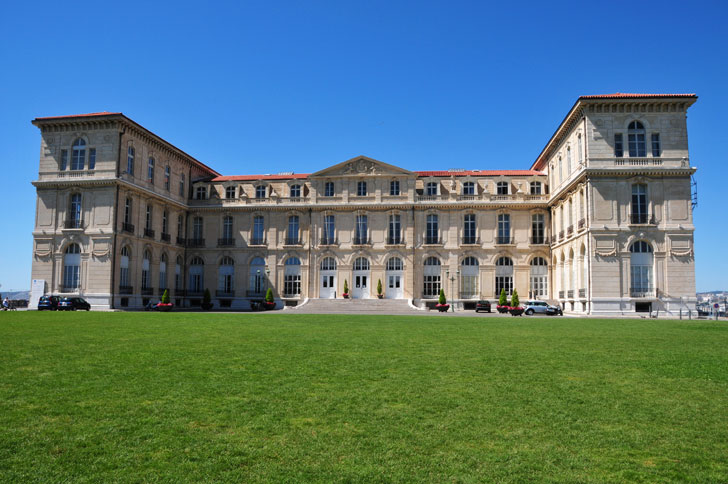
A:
[290,298,421,315]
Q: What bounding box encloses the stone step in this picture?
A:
[291,298,420,314]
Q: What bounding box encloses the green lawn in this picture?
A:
[1,313,727,483]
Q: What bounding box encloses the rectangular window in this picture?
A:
[426,214,439,244]
[651,133,661,157]
[423,275,441,298]
[256,186,266,199]
[323,215,335,244]
[462,182,475,195]
[290,185,301,198]
[324,182,334,197]
[530,182,542,195]
[145,205,152,230]
[147,158,155,183]
[629,133,646,157]
[177,215,184,239]
[631,184,648,224]
[357,181,367,197]
[252,216,264,244]
[164,166,170,190]
[69,194,82,227]
[196,186,207,200]
[497,182,509,195]
[463,214,476,244]
[390,180,400,196]
[388,214,401,244]
[355,215,368,244]
[179,174,185,197]
[614,133,623,158]
[426,182,438,196]
[287,215,299,244]
[284,274,301,296]
[60,149,68,171]
[127,147,135,174]
[495,276,513,297]
[532,213,545,244]
[124,198,132,224]
[193,216,203,240]
[88,148,96,170]
[578,136,583,164]
[223,216,233,240]
[225,186,236,199]
[71,144,85,171]
[497,214,510,244]
[162,211,168,235]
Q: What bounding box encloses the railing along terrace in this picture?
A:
[217,238,235,247]
[284,237,301,245]
[630,287,655,298]
[64,219,83,229]
[161,233,171,242]
[187,238,205,248]
[119,285,133,295]
[121,223,135,234]
[144,228,155,239]
[496,236,512,245]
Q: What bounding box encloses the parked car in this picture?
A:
[475,300,492,313]
[58,297,91,311]
[37,295,60,311]
[523,300,562,316]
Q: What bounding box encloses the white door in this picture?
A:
[352,272,369,299]
[320,273,336,299]
[386,273,404,299]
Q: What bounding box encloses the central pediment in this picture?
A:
[310,156,415,177]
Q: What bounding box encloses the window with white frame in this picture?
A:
[495,257,513,296]
[323,214,335,244]
[631,184,648,224]
[141,250,151,290]
[578,134,583,164]
[386,257,403,271]
[628,121,646,157]
[192,216,203,240]
[219,256,235,294]
[164,166,170,190]
[530,257,548,298]
[532,213,545,244]
[423,257,441,298]
[287,215,299,244]
[222,216,233,241]
[145,205,153,231]
[249,257,266,294]
[356,181,367,197]
[189,257,204,293]
[320,257,336,271]
[566,147,572,174]
[353,257,370,271]
[497,214,510,244]
[69,193,82,228]
[390,180,400,196]
[179,173,185,197]
[460,256,479,298]
[463,214,476,244]
[71,139,86,170]
[630,241,653,296]
[284,257,301,296]
[63,244,81,289]
[252,216,265,244]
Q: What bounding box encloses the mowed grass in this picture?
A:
[1,313,727,483]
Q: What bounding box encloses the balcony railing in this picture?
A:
[424,236,441,245]
[386,236,403,245]
[461,236,479,245]
[567,225,574,236]
[144,228,155,239]
[284,237,301,246]
[122,223,135,234]
[567,290,574,299]
[530,236,548,245]
[141,287,154,296]
[579,288,586,298]
[160,233,171,242]
[186,289,204,297]
[558,290,565,299]
[217,238,235,247]
[187,238,205,248]
[249,237,265,246]
[352,236,370,245]
[496,236,512,245]
[320,237,337,246]
[630,287,655,298]
[64,219,83,229]
[246,290,265,297]
[176,236,186,246]
[216,290,235,297]
[578,218,586,229]
[558,230,564,241]
[119,285,133,295]
[629,213,655,225]
[61,286,79,293]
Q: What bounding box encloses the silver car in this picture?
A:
[524,300,562,316]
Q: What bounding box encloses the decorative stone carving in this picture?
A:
[343,159,379,175]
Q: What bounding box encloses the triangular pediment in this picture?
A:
[310,156,415,177]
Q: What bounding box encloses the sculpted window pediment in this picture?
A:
[310,156,415,178]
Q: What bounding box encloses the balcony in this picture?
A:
[320,237,337,246]
[160,233,171,243]
[558,290,565,299]
[416,194,444,202]
[186,289,204,297]
[176,236,186,246]
[530,236,549,245]
[630,287,655,298]
[461,236,479,245]
[61,286,79,293]
[216,290,235,297]
[119,285,133,295]
[496,236,512,245]
[187,238,205,248]
[629,213,655,225]
[284,237,301,246]
[558,230,564,241]
[121,223,135,234]
[246,290,265,297]
[144,228,155,239]
[424,236,441,245]
[141,287,154,296]
[249,237,266,246]
[217,237,235,247]
[567,225,574,236]
[579,288,586,298]
[578,218,586,230]
[386,236,404,245]
[457,194,478,201]
[64,219,83,229]
[567,290,574,299]
[352,236,371,246]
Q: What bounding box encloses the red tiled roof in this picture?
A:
[579,93,696,100]
[33,112,122,120]
[415,170,545,177]
[212,174,311,181]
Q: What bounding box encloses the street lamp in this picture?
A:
[445,269,459,312]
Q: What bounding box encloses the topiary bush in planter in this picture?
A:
[157,289,173,311]
[436,288,450,312]
[343,279,349,298]
[496,288,510,313]
[263,288,276,310]
[202,288,213,310]
[377,279,383,299]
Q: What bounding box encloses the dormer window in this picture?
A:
[196,186,207,200]
[462,181,475,195]
[357,181,367,196]
[290,184,301,198]
[530,182,542,195]
[255,185,266,199]
[390,180,400,196]
[497,181,509,195]
[225,186,236,199]
[426,182,438,196]
[324,182,334,197]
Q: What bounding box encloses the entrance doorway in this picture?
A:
[352,257,370,299]
[385,256,404,299]
[320,256,337,299]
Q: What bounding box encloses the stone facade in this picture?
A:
[29,94,698,314]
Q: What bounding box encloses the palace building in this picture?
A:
[29,93,698,314]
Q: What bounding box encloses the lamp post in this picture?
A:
[445,269,459,312]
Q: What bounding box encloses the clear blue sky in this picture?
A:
[1,0,725,292]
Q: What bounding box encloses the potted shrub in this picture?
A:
[342,279,349,299]
[496,288,510,313]
[263,288,276,310]
[201,288,213,310]
[377,279,383,299]
[435,289,450,312]
[508,289,524,316]
[157,289,173,312]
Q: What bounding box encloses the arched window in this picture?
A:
[120,247,131,288]
[628,121,646,157]
[386,257,403,271]
[530,257,548,298]
[320,257,337,271]
[219,256,234,294]
[460,256,479,298]
[353,257,370,271]
[71,139,86,170]
[159,253,168,290]
[175,255,182,290]
[141,250,152,290]
[423,256,441,297]
[630,241,653,297]
[68,193,82,228]
[189,256,204,293]
[249,256,266,294]
[495,257,513,296]
[63,244,81,290]
[284,257,301,296]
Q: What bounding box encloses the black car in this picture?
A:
[475,300,492,313]
[58,297,91,311]
[37,295,60,311]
